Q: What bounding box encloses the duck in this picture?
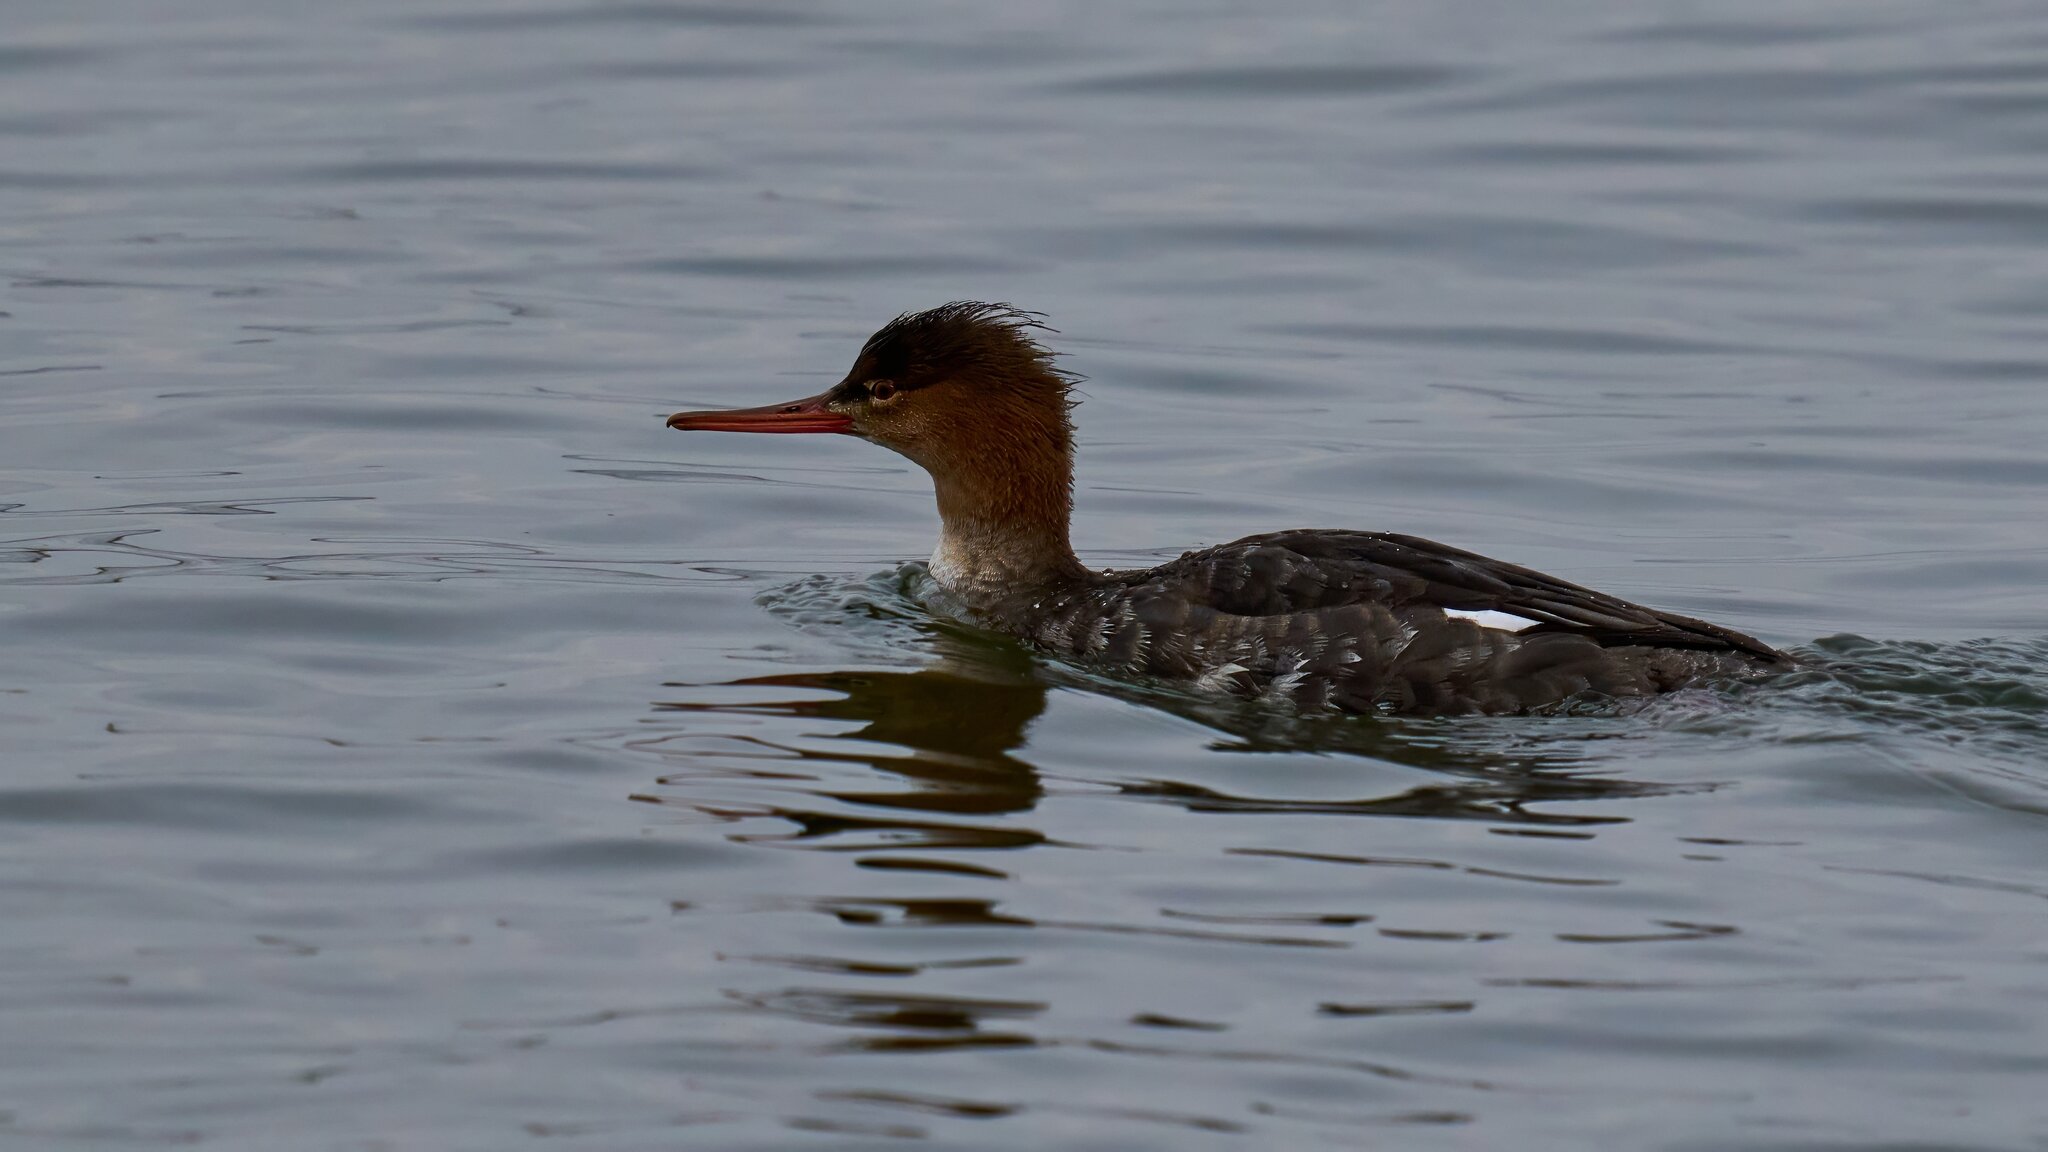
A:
[667,302,1787,715]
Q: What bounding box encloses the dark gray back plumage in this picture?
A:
[980,530,1784,716]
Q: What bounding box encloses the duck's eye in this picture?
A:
[868,380,897,403]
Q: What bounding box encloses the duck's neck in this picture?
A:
[926,444,1088,604]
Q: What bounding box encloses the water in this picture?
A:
[5,1,2048,1147]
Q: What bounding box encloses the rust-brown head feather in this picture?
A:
[824,303,1084,588]
[664,302,1088,588]
[837,301,1079,402]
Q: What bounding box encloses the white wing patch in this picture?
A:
[1442,608,1542,633]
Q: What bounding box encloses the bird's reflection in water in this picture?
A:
[640,635,1700,1060]
[642,630,1697,852]
[645,636,1049,856]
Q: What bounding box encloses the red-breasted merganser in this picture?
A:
[667,302,1787,715]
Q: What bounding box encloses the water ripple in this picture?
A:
[1052,62,1467,98]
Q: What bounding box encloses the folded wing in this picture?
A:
[1144,529,1784,663]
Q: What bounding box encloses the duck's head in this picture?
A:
[667,301,1085,589]
[667,301,1076,478]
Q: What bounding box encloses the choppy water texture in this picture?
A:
[5,1,2048,1148]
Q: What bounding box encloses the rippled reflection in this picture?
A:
[637,622,1715,854]
[642,638,1048,860]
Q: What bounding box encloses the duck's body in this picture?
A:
[958,530,1779,715]
[669,302,1786,716]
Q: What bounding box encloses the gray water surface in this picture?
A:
[6,1,2048,1149]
